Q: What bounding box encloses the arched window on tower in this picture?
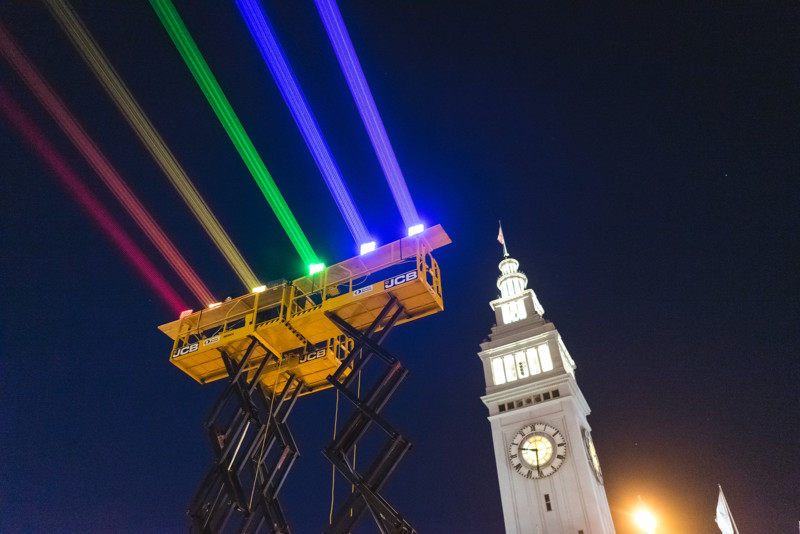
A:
[503,353,517,382]
[491,358,506,385]
[529,343,553,372]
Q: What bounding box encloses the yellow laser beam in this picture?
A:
[45,0,261,290]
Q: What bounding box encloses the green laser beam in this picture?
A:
[150,0,318,266]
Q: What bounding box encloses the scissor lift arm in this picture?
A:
[323,298,417,534]
[189,338,305,534]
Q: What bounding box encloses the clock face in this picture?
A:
[508,423,567,479]
[581,428,604,484]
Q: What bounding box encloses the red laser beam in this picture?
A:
[0,22,216,307]
[0,84,188,314]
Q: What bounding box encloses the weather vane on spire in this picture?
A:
[497,221,509,258]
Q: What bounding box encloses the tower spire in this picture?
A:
[491,225,545,321]
[497,221,509,258]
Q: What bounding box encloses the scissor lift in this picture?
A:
[159,225,450,533]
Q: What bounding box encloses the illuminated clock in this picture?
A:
[581,428,604,484]
[508,423,567,479]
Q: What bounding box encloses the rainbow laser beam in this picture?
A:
[0,22,217,307]
[235,0,371,250]
[149,0,319,268]
[44,0,261,289]
[0,84,187,314]
[314,0,421,232]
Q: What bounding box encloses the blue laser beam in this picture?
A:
[236,0,373,251]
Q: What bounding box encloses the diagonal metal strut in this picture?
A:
[323,298,417,534]
[188,338,304,534]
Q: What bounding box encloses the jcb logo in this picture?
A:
[299,348,326,363]
[384,270,417,289]
[172,342,199,358]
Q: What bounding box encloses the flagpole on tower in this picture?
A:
[715,484,740,534]
[497,221,509,258]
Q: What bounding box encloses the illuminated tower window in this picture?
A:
[501,299,527,324]
[491,343,554,385]
[492,358,507,385]
[527,343,553,372]
[503,354,517,382]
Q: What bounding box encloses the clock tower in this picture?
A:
[478,238,615,533]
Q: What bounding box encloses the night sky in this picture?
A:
[1,2,798,533]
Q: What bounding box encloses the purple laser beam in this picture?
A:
[236,0,371,248]
[314,0,421,230]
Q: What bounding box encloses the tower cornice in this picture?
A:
[482,375,591,419]
[479,322,556,354]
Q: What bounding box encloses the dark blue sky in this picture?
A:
[1,2,798,533]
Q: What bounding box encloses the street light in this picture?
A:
[634,502,657,534]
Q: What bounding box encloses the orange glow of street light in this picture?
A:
[634,507,657,534]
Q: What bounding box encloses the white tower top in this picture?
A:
[491,254,545,324]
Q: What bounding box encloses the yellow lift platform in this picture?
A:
[158,225,451,395]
